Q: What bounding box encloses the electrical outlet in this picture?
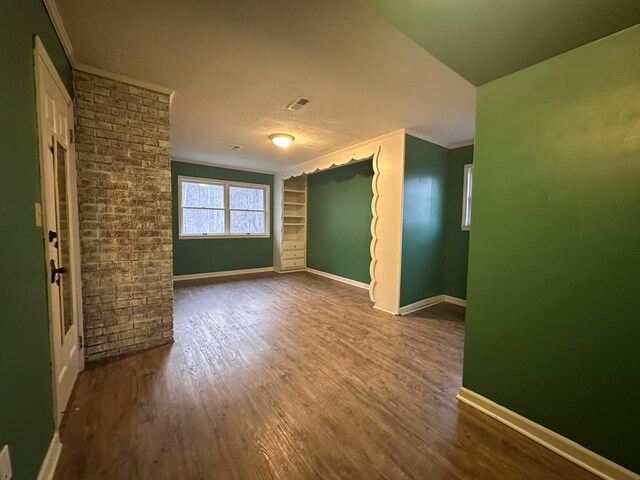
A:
[0,445,12,480]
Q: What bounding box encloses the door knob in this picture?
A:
[50,259,67,285]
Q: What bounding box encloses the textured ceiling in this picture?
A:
[362,0,640,86]
[55,0,476,172]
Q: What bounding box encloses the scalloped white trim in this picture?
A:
[369,146,381,302]
[279,130,405,313]
[279,130,404,180]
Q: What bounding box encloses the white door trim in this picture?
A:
[34,36,85,427]
[34,37,71,104]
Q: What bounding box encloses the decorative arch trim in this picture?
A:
[279,130,405,311]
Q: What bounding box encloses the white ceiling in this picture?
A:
[55,0,476,173]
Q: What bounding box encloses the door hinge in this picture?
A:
[69,128,74,144]
[78,335,83,349]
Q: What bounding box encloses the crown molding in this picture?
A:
[172,157,275,175]
[405,129,475,150]
[448,139,475,149]
[404,129,448,148]
[42,0,78,67]
[278,128,405,176]
[42,0,175,97]
[75,63,175,96]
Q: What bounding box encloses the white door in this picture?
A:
[35,38,82,426]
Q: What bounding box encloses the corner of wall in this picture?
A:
[73,70,174,362]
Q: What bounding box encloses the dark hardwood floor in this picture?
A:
[54,272,597,479]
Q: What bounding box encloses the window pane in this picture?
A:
[56,141,74,335]
[183,208,224,234]
[462,165,473,228]
[182,181,224,209]
[229,186,264,210]
[230,210,265,234]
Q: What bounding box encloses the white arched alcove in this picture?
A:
[276,129,405,314]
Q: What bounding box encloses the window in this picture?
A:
[178,176,270,238]
[461,164,473,230]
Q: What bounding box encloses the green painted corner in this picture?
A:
[0,1,73,479]
[444,145,473,300]
[307,160,374,284]
[171,161,274,275]
[400,135,448,307]
[464,25,640,473]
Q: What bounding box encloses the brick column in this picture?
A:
[73,70,173,362]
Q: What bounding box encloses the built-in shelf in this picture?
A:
[278,175,307,271]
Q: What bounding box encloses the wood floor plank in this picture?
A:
[54,272,598,479]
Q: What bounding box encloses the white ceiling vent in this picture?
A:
[286,97,310,111]
[229,145,242,151]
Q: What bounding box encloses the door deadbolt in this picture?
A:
[48,230,58,248]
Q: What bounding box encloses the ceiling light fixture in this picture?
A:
[269,133,295,148]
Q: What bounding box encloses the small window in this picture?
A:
[178,176,270,238]
[461,164,473,230]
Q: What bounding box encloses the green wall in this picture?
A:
[464,25,640,473]
[172,161,274,275]
[362,0,640,85]
[0,2,73,479]
[307,160,373,284]
[444,145,473,300]
[400,135,448,306]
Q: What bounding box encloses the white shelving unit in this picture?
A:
[274,175,307,272]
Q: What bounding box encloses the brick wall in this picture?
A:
[73,70,173,362]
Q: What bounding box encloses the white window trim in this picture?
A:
[461,164,473,231]
[178,175,271,239]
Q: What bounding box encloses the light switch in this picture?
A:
[0,445,12,480]
[35,202,42,227]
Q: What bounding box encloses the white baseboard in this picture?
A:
[37,432,62,480]
[373,305,400,315]
[305,268,370,290]
[444,295,467,307]
[275,268,306,274]
[173,267,273,282]
[398,294,466,314]
[457,387,639,480]
[398,294,445,315]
